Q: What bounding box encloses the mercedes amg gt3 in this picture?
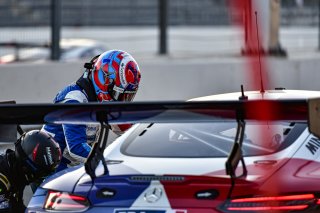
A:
[2,89,320,213]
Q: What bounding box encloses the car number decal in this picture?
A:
[305,137,320,155]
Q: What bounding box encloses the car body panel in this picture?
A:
[20,90,320,212]
[190,90,320,101]
[41,165,86,193]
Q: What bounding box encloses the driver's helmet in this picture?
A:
[91,50,141,102]
[15,130,61,183]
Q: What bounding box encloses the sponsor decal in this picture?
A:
[43,155,48,166]
[305,137,320,155]
[113,86,125,93]
[119,55,132,87]
[119,62,127,87]
[46,147,53,165]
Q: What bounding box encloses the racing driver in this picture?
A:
[42,49,142,172]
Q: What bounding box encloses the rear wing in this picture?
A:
[308,98,320,138]
[0,99,315,184]
[0,99,310,125]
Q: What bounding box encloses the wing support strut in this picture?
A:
[225,119,247,198]
[84,113,110,180]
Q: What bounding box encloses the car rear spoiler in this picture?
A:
[308,98,320,138]
[0,99,309,125]
[0,99,314,188]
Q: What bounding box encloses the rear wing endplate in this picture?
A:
[308,98,320,138]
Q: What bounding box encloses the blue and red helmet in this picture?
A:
[91,50,141,102]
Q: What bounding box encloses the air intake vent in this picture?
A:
[130,176,185,182]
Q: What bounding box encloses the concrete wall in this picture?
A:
[0,55,320,103]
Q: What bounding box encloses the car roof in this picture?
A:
[189,89,320,101]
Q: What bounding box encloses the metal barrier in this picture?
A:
[0,0,319,59]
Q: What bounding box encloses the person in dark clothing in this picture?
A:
[0,130,61,213]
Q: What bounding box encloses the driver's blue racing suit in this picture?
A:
[42,74,100,172]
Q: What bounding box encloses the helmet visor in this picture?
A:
[111,85,137,101]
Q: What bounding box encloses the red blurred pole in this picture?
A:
[228,0,270,91]
[227,0,279,196]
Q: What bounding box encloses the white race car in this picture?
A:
[2,89,320,213]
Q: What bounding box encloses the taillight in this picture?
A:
[219,193,319,212]
[44,191,89,211]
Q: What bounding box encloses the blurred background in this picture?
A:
[0,0,319,59]
[0,0,319,102]
[0,0,319,204]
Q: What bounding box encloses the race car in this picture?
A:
[2,89,320,213]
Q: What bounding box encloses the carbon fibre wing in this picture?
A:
[0,99,310,125]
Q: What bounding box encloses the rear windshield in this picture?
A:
[121,122,307,158]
